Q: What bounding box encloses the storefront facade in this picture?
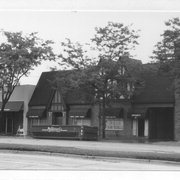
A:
[131,74,175,141]
[130,105,174,141]
[27,70,176,141]
[0,85,35,135]
[0,102,23,134]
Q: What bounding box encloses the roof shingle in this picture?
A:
[133,74,174,104]
[28,71,93,107]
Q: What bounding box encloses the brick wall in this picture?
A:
[104,102,133,139]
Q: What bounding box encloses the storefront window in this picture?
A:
[105,117,124,130]
[39,118,49,125]
[32,118,39,126]
[31,118,50,126]
[71,116,91,126]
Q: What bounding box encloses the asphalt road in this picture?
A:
[0,151,180,170]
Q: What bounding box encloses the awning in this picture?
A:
[69,106,91,117]
[101,108,124,118]
[27,108,45,118]
[0,101,23,112]
[129,107,147,118]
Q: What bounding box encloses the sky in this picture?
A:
[0,0,180,85]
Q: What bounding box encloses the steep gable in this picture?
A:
[28,71,57,107]
[28,70,94,107]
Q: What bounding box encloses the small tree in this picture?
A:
[0,30,55,131]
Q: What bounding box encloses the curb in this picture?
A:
[0,143,180,163]
[2,149,180,167]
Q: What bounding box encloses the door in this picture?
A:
[148,108,174,140]
[132,118,146,137]
[52,112,63,125]
[6,118,13,134]
[132,119,138,136]
[138,118,145,137]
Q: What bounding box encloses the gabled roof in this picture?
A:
[28,71,57,107]
[28,70,93,107]
[133,67,174,104]
[0,101,24,111]
[29,62,175,107]
[26,108,46,118]
[65,91,94,105]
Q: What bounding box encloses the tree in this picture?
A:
[90,22,140,138]
[152,17,180,77]
[51,38,95,96]
[55,22,141,139]
[91,22,139,60]
[151,17,180,140]
[0,30,55,131]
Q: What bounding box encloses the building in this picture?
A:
[27,64,176,141]
[132,74,174,140]
[0,85,35,135]
[27,71,96,133]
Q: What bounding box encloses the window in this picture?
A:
[105,117,124,130]
[32,118,50,126]
[69,106,91,126]
[118,66,126,75]
[32,118,39,126]
[71,117,91,126]
[127,82,131,91]
[39,118,49,125]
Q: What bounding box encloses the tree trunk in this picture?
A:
[101,95,106,139]
[98,96,106,139]
[174,78,180,140]
[98,101,102,139]
[0,105,6,133]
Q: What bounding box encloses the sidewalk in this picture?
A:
[0,136,180,162]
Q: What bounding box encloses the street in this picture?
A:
[0,151,180,170]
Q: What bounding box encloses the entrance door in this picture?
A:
[138,118,145,137]
[52,112,63,125]
[148,108,174,140]
[132,118,147,137]
[6,118,13,134]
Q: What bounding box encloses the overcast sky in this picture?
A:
[0,0,180,85]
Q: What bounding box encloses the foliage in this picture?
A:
[52,38,95,96]
[55,22,141,138]
[56,22,141,98]
[151,17,180,78]
[91,22,139,60]
[57,38,97,70]
[84,57,142,102]
[0,30,55,116]
[89,22,140,103]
